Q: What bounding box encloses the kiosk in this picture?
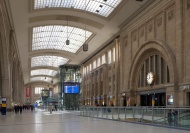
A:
[1,97,6,115]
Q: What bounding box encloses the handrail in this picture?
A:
[79,106,190,130]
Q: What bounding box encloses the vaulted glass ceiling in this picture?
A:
[34,0,122,17]
[31,55,69,67]
[32,25,93,53]
[31,69,57,76]
[30,76,52,82]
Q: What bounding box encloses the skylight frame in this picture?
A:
[30,76,52,82]
[33,0,122,17]
[32,25,93,53]
[31,69,58,76]
[31,55,69,67]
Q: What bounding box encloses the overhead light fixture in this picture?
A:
[66,39,70,45]
[66,17,70,45]
[83,43,88,51]
[83,0,88,51]
[96,10,99,13]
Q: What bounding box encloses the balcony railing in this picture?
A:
[79,106,190,130]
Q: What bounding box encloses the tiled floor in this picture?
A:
[0,109,189,133]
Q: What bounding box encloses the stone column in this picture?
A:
[174,0,184,106]
[2,78,12,109]
[81,65,85,105]
[21,80,25,103]
[115,39,120,106]
[12,60,16,102]
[15,60,19,103]
[103,65,108,96]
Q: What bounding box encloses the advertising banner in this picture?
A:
[26,87,30,97]
[167,95,174,105]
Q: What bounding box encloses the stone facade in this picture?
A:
[82,0,190,106]
[0,0,24,109]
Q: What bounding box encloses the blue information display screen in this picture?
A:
[64,85,80,94]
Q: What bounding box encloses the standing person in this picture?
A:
[14,104,19,114]
[174,110,178,126]
[19,104,23,114]
[54,105,57,111]
[168,109,174,126]
[30,104,34,111]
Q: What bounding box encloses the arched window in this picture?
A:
[35,87,44,94]
[138,54,170,87]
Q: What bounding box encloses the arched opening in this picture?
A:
[128,41,177,106]
[137,53,169,106]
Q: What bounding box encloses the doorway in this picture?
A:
[188,92,190,106]
[140,92,166,106]
[123,96,126,106]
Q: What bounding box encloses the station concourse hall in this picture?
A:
[0,109,190,133]
[1,0,190,132]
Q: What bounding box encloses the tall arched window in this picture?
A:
[138,54,170,87]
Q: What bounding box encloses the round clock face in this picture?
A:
[147,72,154,85]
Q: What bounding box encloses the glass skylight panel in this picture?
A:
[34,0,122,17]
[31,56,69,67]
[32,25,92,53]
[30,77,52,82]
[31,69,57,76]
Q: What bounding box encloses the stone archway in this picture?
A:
[128,40,178,106]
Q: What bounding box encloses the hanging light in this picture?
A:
[83,0,88,51]
[66,17,70,45]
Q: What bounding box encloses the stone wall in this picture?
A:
[82,0,190,106]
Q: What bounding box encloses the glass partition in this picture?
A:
[79,106,190,130]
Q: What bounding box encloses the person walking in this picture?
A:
[168,109,174,126]
[54,105,57,111]
[19,104,23,114]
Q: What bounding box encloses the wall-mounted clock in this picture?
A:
[147,72,154,85]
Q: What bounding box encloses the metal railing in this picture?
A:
[79,106,190,129]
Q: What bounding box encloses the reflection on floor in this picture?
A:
[0,108,189,133]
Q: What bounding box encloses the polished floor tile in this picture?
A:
[0,109,189,133]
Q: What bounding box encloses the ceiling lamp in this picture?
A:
[66,17,70,45]
[83,0,88,51]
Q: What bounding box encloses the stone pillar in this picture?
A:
[2,78,12,109]
[103,66,108,96]
[115,39,120,106]
[12,61,16,102]
[21,78,24,104]
[18,72,22,103]
[81,65,85,105]
[15,60,19,103]
[174,0,184,106]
